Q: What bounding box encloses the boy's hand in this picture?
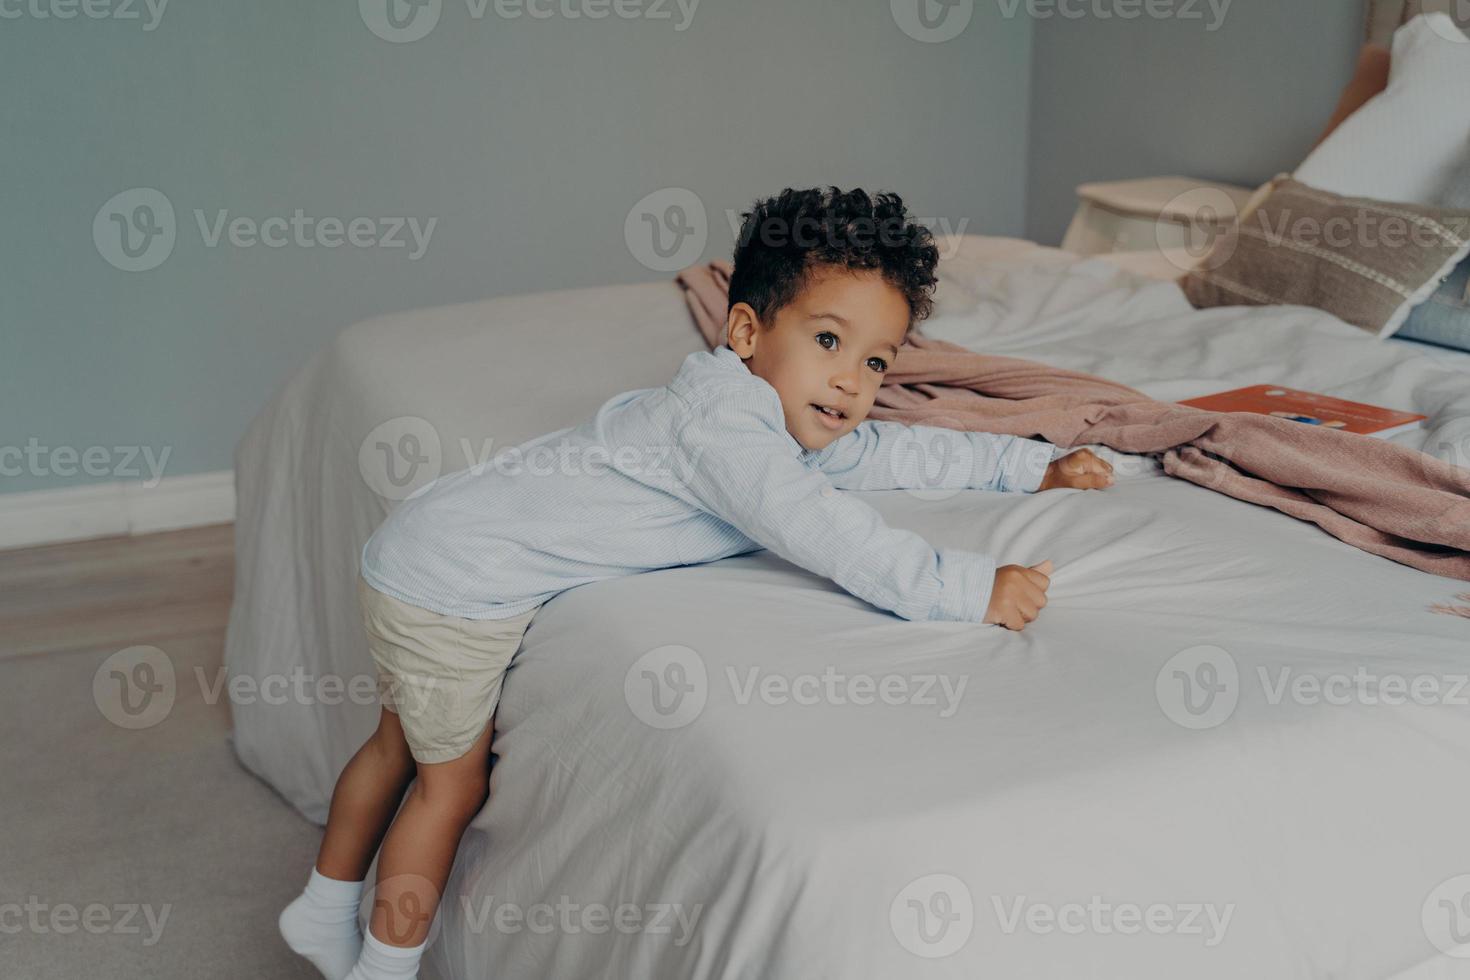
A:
[984,560,1052,631]
[1039,449,1113,491]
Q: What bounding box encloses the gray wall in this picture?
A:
[1025,0,1366,244]
[3,0,1372,497]
[0,0,1033,494]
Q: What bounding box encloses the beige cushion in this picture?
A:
[1182,176,1470,338]
[1074,176,1255,220]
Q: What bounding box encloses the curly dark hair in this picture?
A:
[726,187,940,334]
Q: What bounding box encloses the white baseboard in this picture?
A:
[0,470,235,551]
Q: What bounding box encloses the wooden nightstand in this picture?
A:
[1061,176,1259,257]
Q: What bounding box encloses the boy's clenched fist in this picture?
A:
[984,559,1053,631]
[1039,448,1113,491]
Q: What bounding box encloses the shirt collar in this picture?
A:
[702,345,822,461]
[712,344,744,370]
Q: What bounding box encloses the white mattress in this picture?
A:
[1390,336,1470,373]
[226,236,1470,979]
[1093,245,1470,376]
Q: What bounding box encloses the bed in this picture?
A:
[225,233,1470,979]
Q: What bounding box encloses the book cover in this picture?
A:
[1178,385,1427,438]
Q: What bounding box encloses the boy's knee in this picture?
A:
[414,769,488,820]
[369,716,415,771]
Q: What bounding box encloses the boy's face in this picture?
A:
[726,265,911,452]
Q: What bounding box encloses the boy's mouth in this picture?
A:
[810,403,847,430]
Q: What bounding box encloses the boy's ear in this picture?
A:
[725,302,762,356]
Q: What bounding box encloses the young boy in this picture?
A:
[278,186,1112,980]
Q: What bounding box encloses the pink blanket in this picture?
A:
[676,259,1470,581]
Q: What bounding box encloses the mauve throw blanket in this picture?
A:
[675,259,1470,581]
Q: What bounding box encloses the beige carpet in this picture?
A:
[0,525,323,979]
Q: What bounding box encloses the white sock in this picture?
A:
[345,927,428,980]
[278,867,366,980]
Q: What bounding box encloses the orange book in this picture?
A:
[1178,385,1427,439]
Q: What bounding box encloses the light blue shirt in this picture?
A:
[361,344,1057,623]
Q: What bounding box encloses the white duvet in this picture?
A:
[225,237,1470,979]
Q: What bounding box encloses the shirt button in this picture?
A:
[820,486,835,498]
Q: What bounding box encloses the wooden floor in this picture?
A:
[0,524,321,980]
[0,523,236,661]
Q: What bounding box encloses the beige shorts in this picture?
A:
[357,575,541,765]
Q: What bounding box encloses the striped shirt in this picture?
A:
[360,344,1057,623]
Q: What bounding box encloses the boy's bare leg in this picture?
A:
[317,707,418,881]
[281,707,416,979]
[367,718,495,949]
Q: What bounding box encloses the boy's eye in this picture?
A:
[816,332,886,372]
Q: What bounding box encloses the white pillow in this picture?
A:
[1294,13,1470,206]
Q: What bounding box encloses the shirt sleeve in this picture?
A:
[671,388,1000,624]
[808,420,1058,494]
